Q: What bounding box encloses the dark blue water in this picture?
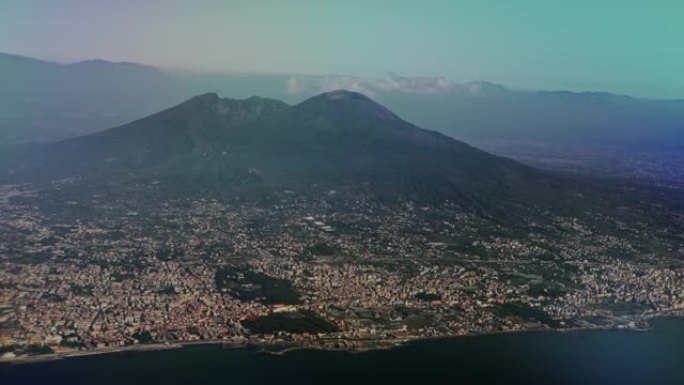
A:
[2,317,683,385]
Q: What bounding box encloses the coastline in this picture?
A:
[0,339,247,366]
[3,311,681,365]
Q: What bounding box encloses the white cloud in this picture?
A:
[285,76,301,94]
[283,74,488,96]
[283,73,509,101]
[318,76,377,96]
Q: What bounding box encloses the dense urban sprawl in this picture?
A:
[1,182,682,359]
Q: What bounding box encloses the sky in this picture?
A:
[1,0,683,98]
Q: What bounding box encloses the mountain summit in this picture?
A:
[296,90,401,122]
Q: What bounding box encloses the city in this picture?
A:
[1,181,682,360]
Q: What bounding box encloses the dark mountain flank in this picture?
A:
[3,91,681,224]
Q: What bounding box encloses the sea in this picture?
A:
[2,317,683,385]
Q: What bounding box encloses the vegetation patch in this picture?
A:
[414,292,441,301]
[492,302,560,327]
[215,265,299,305]
[242,311,337,334]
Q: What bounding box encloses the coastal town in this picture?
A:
[1,182,683,360]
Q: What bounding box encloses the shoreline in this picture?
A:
[258,323,652,356]
[3,312,681,365]
[0,339,247,366]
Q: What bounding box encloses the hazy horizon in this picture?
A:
[1,0,683,99]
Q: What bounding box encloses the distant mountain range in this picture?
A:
[0,53,185,144]
[377,88,684,145]
[2,52,683,148]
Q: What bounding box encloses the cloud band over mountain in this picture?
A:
[284,74,499,97]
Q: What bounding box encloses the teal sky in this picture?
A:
[1,0,683,98]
